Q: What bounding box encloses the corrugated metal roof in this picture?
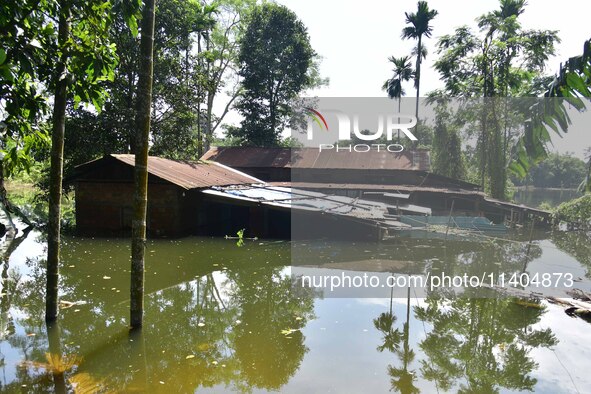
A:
[202,184,416,225]
[201,147,292,168]
[201,147,431,171]
[100,154,261,189]
[270,182,486,196]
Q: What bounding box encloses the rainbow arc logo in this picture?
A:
[304,107,329,131]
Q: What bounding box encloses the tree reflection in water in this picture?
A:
[1,231,583,392]
[371,237,558,393]
[415,237,556,393]
[77,265,314,392]
[374,286,419,394]
[416,294,557,393]
[0,234,316,392]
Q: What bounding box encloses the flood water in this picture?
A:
[1,226,591,393]
[513,187,580,208]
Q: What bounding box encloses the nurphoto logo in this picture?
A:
[304,108,418,152]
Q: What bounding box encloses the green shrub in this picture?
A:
[554,194,591,230]
[538,201,553,211]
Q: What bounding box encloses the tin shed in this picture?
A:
[71,154,262,237]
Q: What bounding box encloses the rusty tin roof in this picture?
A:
[74,154,262,189]
[201,147,431,171]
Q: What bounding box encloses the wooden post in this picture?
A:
[522,217,536,273]
[526,217,536,257]
[445,199,455,239]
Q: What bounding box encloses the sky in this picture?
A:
[269,0,591,158]
[218,0,591,158]
[278,0,590,97]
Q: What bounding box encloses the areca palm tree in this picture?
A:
[191,0,218,157]
[382,55,413,141]
[401,1,438,122]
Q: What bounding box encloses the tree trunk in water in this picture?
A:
[46,321,67,394]
[130,0,156,330]
[46,2,70,323]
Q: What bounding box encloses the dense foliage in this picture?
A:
[511,153,586,189]
[431,0,559,198]
[554,194,591,230]
[231,3,316,146]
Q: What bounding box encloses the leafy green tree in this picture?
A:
[512,152,586,188]
[201,0,257,154]
[42,0,122,322]
[0,1,54,226]
[401,1,438,122]
[501,37,591,182]
[232,3,316,146]
[430,99,466,180]
[579,147,591,194]
[432,0,559,198]
[61,0,253,162]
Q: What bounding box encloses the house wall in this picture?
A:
[75,181,184,237]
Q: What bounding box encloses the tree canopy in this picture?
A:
[231,3,316,146]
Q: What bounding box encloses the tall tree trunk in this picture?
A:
[196,34,202,157]
[397,96,402,143]
[489,97,505,199]
[414,35,422,123]
[404,285,411,370]
[130,0,156,330]
[204,35,213,155]
[46,2,70,323]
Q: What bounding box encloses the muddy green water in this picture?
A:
[1,228,591,393]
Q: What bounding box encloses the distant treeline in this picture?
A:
[511,153,586,189]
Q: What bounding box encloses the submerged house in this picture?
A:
[202,147,550,225]
[70,154,413,240]
[201,147,481,214]
[70,154,290,238]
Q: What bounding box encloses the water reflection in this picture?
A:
[374,287,419,394]
[0,235,316,392]
[416,295,557,393]
[0,228,590,392]
[552,231,591,278]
